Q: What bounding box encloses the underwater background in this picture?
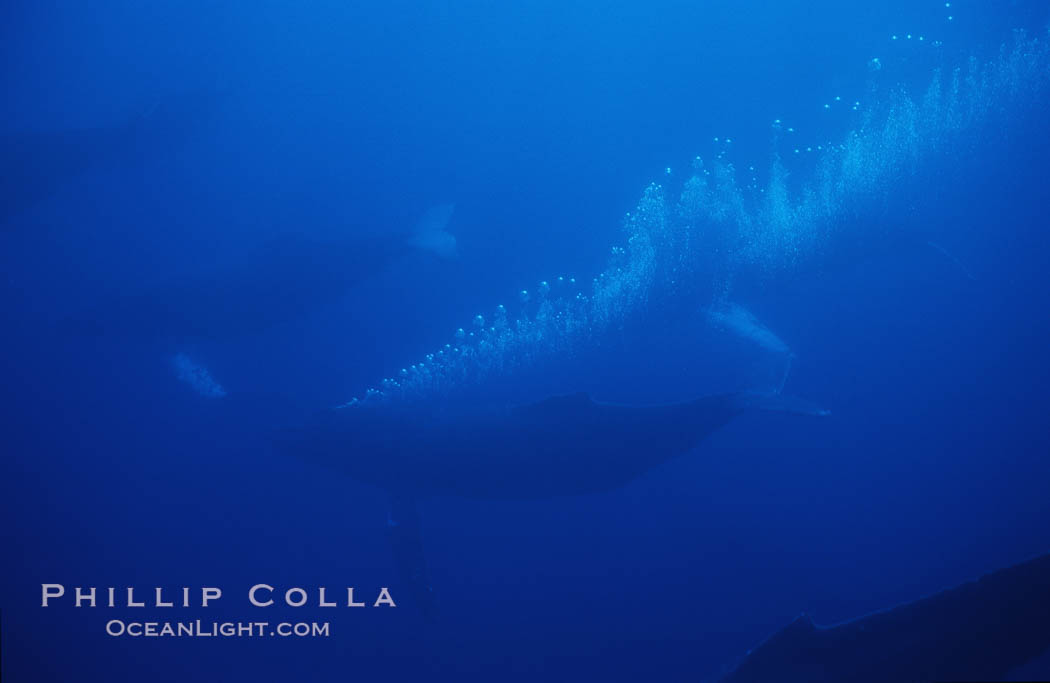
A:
[2,0,1049,681]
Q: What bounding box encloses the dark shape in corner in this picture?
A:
[720,552,1050,683]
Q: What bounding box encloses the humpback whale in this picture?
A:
[279,390,828,614]
[1,123,137,225]
[68,204,456,342]
[288,391,827,499]
[1,90,224,227]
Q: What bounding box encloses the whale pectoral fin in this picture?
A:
[387,493,436,619]
[408,203,456,258]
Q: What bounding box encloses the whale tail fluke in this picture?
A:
[408,203,456,259]
[733,391,830,417]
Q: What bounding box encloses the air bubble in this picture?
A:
[345,27,1050,409]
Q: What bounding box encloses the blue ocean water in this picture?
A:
[2,1,1049,681]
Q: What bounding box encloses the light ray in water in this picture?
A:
[346,28,1050,408]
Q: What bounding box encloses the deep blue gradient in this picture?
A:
[2,1,1049,681]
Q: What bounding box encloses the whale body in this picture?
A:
[2,90,225,227]
[67,204,455,342]
[286,391,828,500]
[280,390,827,615]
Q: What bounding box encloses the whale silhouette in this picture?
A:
[721,551,1050,683]
[279,390,828,615]
[66,204,456,342]
[1,89,225,227]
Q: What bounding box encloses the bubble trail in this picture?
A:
[345,28,1050,409]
